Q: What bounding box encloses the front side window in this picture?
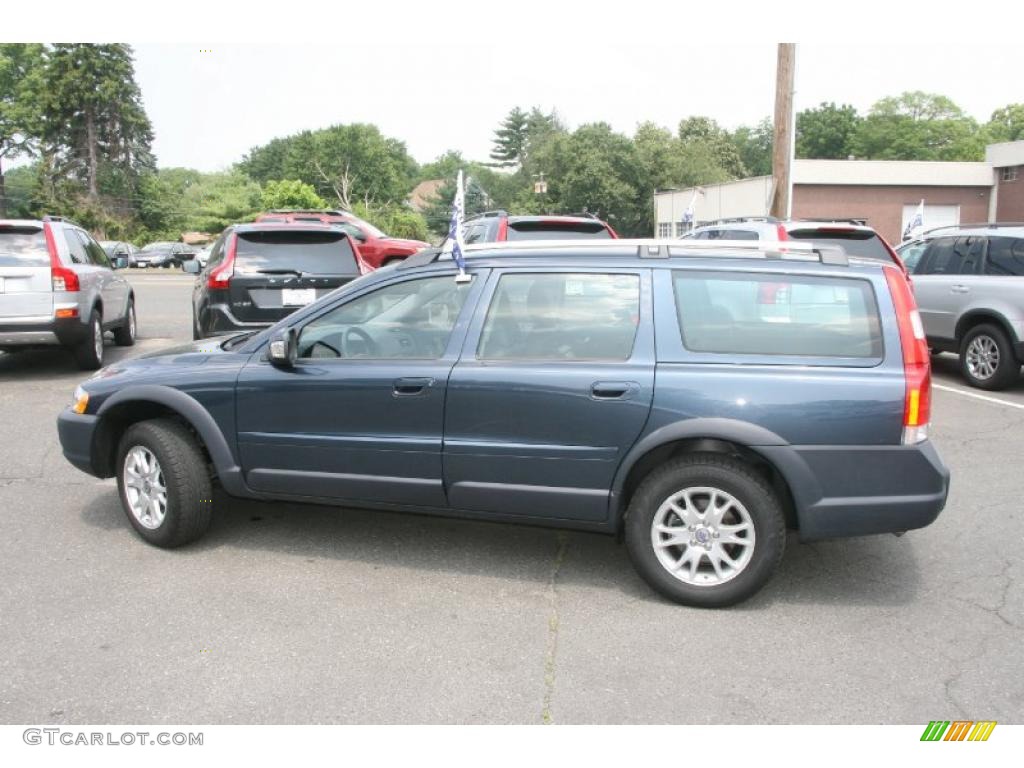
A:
[297,275,471,360]
[673,271,882,359]
[478,272,641,361]
[922,236,980,275]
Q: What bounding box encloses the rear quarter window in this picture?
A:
[672,271,883,359]
[0,227,48,267]
[235,231,358,275]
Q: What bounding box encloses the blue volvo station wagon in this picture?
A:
[57,239,950,607]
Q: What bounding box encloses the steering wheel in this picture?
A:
[341,326,378,357]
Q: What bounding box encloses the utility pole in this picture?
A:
[769,43,796,220]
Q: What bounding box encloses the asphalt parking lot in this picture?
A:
[0,271,1021,725]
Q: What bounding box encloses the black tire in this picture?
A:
[959,323,1020,391]
[113,298,136,347]
[191,308,202,341]
[115,419,212,547]
[73,309,104,370]
[624,454,786,608]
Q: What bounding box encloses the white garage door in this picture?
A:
[901,203,959,238]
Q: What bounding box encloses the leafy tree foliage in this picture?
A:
[422,174,493,236]
[796,102,860,159]
[352,201,429,242]
[677,116,747,178]
[0,44,45,215]
[852,91,983,161]
[986,104,1024,143]
[729,118,773,176]
[261,179,326,210]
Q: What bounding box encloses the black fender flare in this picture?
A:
[96,385,250,497]
[609,418,821,523]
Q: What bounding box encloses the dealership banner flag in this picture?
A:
[904,199,925,241]
[443,170,470,281]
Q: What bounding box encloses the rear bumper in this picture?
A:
[202,303,273,337]
[0,316,89,346]
[758,440,950,540]
[57,409,101,476]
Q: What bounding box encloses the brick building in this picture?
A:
[654,140,1024,244]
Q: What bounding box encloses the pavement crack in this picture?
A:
[541,532,568,725]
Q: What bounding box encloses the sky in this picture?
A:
[132,39,1023,173]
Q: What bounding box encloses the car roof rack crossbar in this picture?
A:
[923,222,1024,235]
[707,216,780,225]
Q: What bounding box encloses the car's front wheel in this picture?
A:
[116,419,213,547]
[625,454,786,608]
[960,323,1020,390]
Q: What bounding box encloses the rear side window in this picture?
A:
[922,236,981,275]
[63,230,89,264]
[0,227,48,267]
[235,231,358,275]
[984,237,1024,276]
[705,229,759,241]
[787,229,891,261]
[673,271,882,359]
[478,273,640,360]
[505,221,612,241]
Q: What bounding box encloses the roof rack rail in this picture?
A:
[708,216,780,225]
[397,238,849,269]
[266,208,351,216]
[922,222,1024,235]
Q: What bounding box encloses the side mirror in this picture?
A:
[112,257,128,270]
[268,328,298,368]
[182,260,201,274]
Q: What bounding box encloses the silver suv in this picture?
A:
[901,223,1024,390]
[0,216,136,369]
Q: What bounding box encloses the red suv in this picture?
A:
[254,210,429,269]
[462,211,619,243]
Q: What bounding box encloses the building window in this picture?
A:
[1002,166,1019,182]
[675,222,689,237]
[658,223,672,238]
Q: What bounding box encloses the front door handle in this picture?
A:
[951,284,970,294]
[393,377,434,396]
[591,381,638,400]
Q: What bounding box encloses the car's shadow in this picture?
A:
[0,342,148,382]
[81,488,922,610]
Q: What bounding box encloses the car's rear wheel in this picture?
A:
[960,324,1019,390]
[73,309,104,370]
[625,454,786,608]
[116,419,212,547]
[113,299,136,346]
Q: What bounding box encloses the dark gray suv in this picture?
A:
[57,239,949,607]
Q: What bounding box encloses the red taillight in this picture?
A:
[496,217,509,241]
[884,266,931,444]
[775,223,789,241]
[45,222,80,292]
[207,232,236,289]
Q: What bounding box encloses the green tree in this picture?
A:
[352,201,429,242]
[677,116,746,178]
[240,124,418,209]
[986,104,1024,143]
[0,44,46,215]
[729,118,774,176]
[181,170,262,234]
[40,44,154,201]
[419,150,469,182]
[261,179,326,210]
[490,107,528,167]
[796,102,860,159]
[634,121,734,193]
[852,92,983,161]
[422,174,493,237]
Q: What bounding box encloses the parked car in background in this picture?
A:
[184,222,364,339]
[1,216,136,369]
[682,217,907,275]
[462,210,618,243]
[901,223,1024,389]
[193,243,213,269]
[59,237,948,607]
[137,241,197,268]
[254,209,429,269]
[99,240,141,267]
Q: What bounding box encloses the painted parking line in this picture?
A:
[933,383,1024,411]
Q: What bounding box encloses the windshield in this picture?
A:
[0,227,48,267]
[786,229,892,261]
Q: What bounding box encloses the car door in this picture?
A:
[443,267,655,522]
[913,236,984,342]
[78,230,129,323]
[235,269,486,507]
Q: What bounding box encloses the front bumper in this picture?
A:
[57,409,101,476]
[759,440,950,540]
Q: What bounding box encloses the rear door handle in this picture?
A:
[393,377,434,396]
[951,285,970,293]
[591,381,638,400]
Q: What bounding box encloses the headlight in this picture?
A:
[71,385,90,414]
